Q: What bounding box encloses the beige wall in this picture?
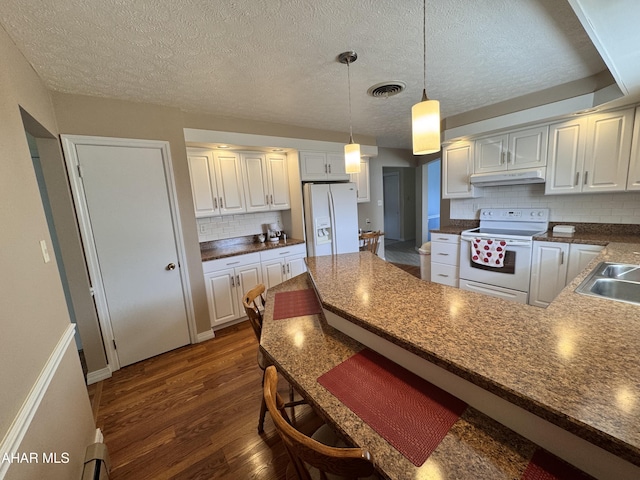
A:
[0,25,95,478]
[51,93,211,336]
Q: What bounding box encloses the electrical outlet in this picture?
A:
[199,224,207,234]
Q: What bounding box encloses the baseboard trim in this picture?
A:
[86,367,112,385]
[0,324,76,478]
[196,329,215,343]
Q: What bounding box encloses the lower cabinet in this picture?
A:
[260,243,307,291]
[430,233,460,287]
[203,244,308,329]
[529,241,603,307]
[203,253,262,328]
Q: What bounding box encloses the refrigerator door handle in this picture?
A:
[328,190,337,254]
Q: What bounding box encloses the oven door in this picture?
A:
[459,235,532,292]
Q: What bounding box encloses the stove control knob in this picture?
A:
[530,212,536,216]
[538,211,544,216]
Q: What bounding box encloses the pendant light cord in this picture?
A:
[422,0,428,101]
[347,58,354,143]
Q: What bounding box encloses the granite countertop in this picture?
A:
[261,275,546,479]
[200,236,305,262]
[304,245,640,470]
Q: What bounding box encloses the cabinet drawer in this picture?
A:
[431,242,460,265]
[203,252,261,274]
[260,243,306,262]
[431,263,459,287]
[430,233,460,244]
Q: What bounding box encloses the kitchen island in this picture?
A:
[261,246,640,480]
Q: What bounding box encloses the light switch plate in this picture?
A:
[40,239,51,263]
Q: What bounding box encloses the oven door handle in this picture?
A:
[461,235,530,247]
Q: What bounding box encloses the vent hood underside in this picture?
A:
[470,167,546,186]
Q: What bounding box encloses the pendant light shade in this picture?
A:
[412,0,441,155]
[338,51,361,173]
[412,91,440,154]
[344,140,361,173]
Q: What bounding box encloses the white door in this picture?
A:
[72,142,190,367]
[383,172,401,240]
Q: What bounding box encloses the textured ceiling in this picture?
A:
[0,0,607,149]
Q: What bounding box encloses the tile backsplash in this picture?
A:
[197,211,284,242]
[451,184,640,224]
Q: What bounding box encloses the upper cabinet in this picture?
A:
[242,152,290,212]
[627,106,640,191]
[474,126,548,173]
[545,108,635,195]
[442,140,477,199]
[187,148,246,217]
[350,157,370,203]
[300,151,349,181]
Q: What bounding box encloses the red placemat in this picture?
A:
[317,349,467,466]
[272,288,322,320]
[521,450,593,480]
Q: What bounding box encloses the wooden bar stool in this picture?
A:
[360,230,381,256]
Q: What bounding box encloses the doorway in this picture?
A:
[62,136,194,369]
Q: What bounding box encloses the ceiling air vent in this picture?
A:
[367,81,406,98]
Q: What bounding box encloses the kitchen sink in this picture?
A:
[575,262,640,306]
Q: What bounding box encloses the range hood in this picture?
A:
[470,167,546,187]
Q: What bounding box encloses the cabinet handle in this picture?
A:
[575,172,579,186]
[507,151,512,164]
[270,194,274,204]
[437,253,449,256]
[500,152,505,165]
[438,274,449,277]
[560,251,565,265]
[328,164,332,173]
[325,164,328,174]
[286,264,290,273]
[584,171,588,185]
[236,275,240,286]
[266,195,269,205]
[231,276,235,287]
[214,197,218,209]
[282,264,286,275]
[219,197,224,209]
[437,237,449,241]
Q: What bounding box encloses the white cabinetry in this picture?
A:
[300,151,349,181]
[529,241,603,307]
[627,106,640,190]
[187,148,246,217]
[430,233,460,287]
[350,157,370,203]
[241,152,290,212]
[529,242,569,308]
[545,108,635,195]
[260,243,307,291]
[474,126,548,173]
[566,243,604,282]
[203,252,262,327]
[442,141,476,199]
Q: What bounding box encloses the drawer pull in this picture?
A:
[437,274,449,277]
[437,253,449,256]
[227,261,240,265]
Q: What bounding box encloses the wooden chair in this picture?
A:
[360,231,381,256]
[243,285,304,434]
[264,365,376,480]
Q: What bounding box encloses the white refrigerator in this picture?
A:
[303,182,360,257]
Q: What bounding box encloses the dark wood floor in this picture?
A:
[88,322,322,479]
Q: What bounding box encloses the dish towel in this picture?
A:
[472,238,507,267]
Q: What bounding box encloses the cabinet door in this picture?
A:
[326,153,349,180]
[509,126,548,170]
[529,242,569,308]
[242,153,269,213]
[442,141,476,198]
[266,153,291,210]
[627,107,640,190]
[545,118,586,195]
[475,134,507,173]
[566,244,603,283]
[300,151,328,181]
[584,108,634,193]
[350,158,370,203]
[187,149,220,217]
[235,262,262,314]
[286,254,307,279]
[213,151,246,215]
[205,269,238,326]
[262,258,285,291]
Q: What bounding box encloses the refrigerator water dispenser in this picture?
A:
[315,217,332,245]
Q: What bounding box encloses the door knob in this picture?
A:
[166,263,176,271]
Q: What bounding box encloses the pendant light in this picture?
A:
[338,51,361,174]
[412,0,441,155]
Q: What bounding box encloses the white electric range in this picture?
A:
[459,208,549,303]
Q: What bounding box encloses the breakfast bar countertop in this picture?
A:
[303,245,640,470]
[200,236,305,262]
